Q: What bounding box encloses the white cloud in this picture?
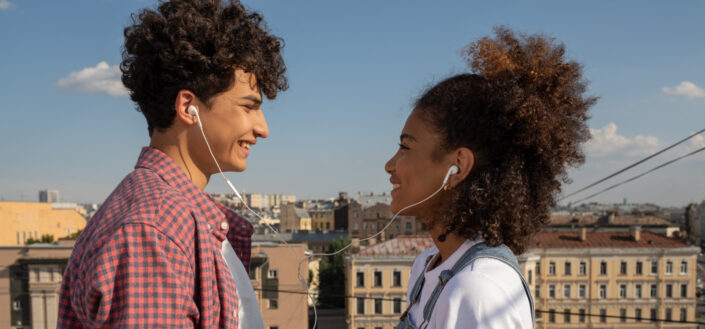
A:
[56,62,128,97]
[0,0,12,10]
[585,123,662,157]
[662,81,705,99]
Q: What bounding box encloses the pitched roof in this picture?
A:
[356,235,434,257]
[549,214,672,226]
[530,230,689,249]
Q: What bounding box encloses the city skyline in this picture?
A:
[0,1,703,207]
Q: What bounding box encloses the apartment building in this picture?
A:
[0,201,86,246]
[530,227,698,329]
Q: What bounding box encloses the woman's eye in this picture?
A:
[398,143,409,150]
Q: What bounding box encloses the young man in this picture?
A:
[58,1,287,328]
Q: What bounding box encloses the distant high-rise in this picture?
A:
[38,189,59,203]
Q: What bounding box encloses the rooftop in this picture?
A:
[530,230,689,249]
[549,214,672,226]
[356,235,435,257]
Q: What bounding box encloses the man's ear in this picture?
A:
[174,90,199,126]
[448,147,474,189]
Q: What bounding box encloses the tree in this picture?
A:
[316,236,350,309]
[25,234,55,245]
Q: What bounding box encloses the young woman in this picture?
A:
[386,28,594,329]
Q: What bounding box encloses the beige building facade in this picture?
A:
[0,202,86,246]
[530,229,698,329]
[250,242,309,329]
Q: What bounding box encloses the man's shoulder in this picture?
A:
[77,168,198,255]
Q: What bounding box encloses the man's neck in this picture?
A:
[150,132,209,190]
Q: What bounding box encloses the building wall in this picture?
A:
[250,243,309,329]
[345,256,415,329]
[0,202,86,246]
[531,247,698,328]
[310,209,335,231]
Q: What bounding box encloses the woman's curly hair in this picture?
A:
[417,27,595,254]
[121,0,288,135]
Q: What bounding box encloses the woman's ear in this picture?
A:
[174,90,199,126]
[448,147,474,189]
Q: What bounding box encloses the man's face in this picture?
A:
[190,68,268,174]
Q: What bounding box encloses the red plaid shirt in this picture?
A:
[58,147,253,328]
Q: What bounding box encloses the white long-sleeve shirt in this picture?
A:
[407,239,533,329]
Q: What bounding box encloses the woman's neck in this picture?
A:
[429,225,466,267]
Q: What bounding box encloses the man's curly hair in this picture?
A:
[417,27,595,254]
[121,0,288,135]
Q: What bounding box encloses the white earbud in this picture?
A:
[188,105,202,128]
[442,165,459,186]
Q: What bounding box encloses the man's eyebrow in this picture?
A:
[400,133,416,142]
[242,94,262,104]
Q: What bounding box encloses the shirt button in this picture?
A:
[233,310,237,317]
[207,224,212,230]
[220,222,229,231]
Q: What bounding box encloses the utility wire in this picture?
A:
[560,128,705,201]
[253,287,704,325]
[568,146,705,205]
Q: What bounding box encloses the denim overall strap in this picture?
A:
[421,243,535,327]
[398,254,435,327]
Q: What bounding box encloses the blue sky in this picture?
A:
[0,0,703,207]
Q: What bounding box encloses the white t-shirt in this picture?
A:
[407,239,533,329]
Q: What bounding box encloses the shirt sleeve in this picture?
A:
[433,271,530,329]
[70,223,198,328]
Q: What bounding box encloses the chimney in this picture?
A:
[630,225,641,242]
[579,226,587,241]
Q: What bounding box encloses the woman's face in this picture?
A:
[385,110,454,217]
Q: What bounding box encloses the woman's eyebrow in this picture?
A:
[400,133,416,142]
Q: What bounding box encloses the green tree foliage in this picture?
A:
[25,234,55,245]
[67,229,83,239]
[316,236,350,309]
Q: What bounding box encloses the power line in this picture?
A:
[560,127,705,201]
[254,287,705,325]
[568,146,705,204]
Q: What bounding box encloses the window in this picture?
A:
[680,308,687,322]
[528,270,532,284]
[619,284,627,298]
[536,262,541,275]
[600,309,606,323]
[563,284,571,298]
[681,261,688,274]
[549,262,556,275]
[579,261,586,276]
[599,284,607,299]
[681,283,687,298]
[579,309,586,323]
[393,298,401,313]
[635,284,642,298]
[666,261,673,274]
[666,284,673,298]
[563,309,570,323]
[650,308,657,321]
[548,309,555,323]
[651,283,658,298]
[405,222,412,231]
[651,261,658,274]
[12,299,22,311]
[356,298,364,314]
[636,261,643,275]
[665,308,672,321]
[600,261,607,275]
[374,298,382,314]
[635,308,642,322]
[268,299,278,309]
[535,285,541,298]
[269,327,278,329]
[579,284,586,298]
[620,261,627,275]
[620,308,627,322]
[549,284,556,298]
[393,271,401,287]
[356,272,365,287]
[374,271,382,287]
[564,261,572,275]
[268,269,278,279]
